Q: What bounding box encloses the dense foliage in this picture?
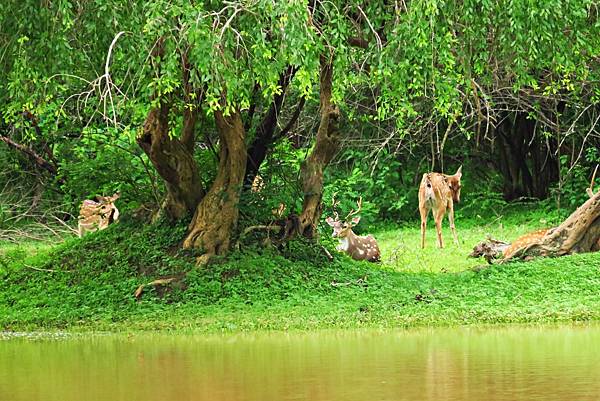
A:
[1,0,599,254]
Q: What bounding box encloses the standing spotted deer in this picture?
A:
[325,197,381,262]
[419,166,462,248]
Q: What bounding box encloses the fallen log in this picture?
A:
[470,172,600,263]
[503,174,600,261]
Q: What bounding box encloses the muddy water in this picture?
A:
[1,325,600,401]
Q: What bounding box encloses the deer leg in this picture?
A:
[420,206,428,249]
[448,201,458,245]
[434,209,445,248]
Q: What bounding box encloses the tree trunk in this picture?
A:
[137,103,204,220]
[298,56,340,238]
[496,112,558,201]
[243,67,296,188]
[503,189,600,260]
[183,109,247,265]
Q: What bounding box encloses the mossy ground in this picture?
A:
[1,204,599,333]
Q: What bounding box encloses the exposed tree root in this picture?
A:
[133,274,187,300]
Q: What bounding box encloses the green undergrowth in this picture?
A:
[1,210,600,333]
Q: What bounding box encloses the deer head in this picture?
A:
[325,215,361,238]
[447,166,462,203]
[99,192,120,223]
[326,196,362,238]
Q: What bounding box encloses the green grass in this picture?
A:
[0,240,56,260]
[377,200,562,272]
[378,220,542,273]
[1,206,599,333]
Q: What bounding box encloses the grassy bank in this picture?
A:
[1,205,600,333]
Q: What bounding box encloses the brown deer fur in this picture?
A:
[77,193,120,237]
[502,228,551,260]
[326,216,381,262]
[419,166,462,248]
[326,198,380,262]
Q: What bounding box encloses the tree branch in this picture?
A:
[243,66,297,186]
[0,134,58,176]
[179,48,206,152]
[273,96,306,142]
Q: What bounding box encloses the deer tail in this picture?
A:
[423,174,436,201]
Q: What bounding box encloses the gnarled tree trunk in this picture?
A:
[504,189,600,260]
[137,102,204,220]
[137,45,204,220]
[183,109,247,265]
[298,56,340,238]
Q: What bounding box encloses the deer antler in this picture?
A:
[345,196,362,221]
[587,164,598,198]
[331,192,341,221]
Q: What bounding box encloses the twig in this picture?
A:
[331,276,368,287]
[235,224,282,249]
[23,264,73,273]
[320,245,333,261]
[61,31,129,129]
[587,164,599,198]
[356,5,383,50]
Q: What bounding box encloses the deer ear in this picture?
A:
[325,217,336,226]
[455,165,462,179]
[351,216,361,225]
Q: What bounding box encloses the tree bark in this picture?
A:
[183,109,247,264]
[136,42,204,220]
[298,56,340,238]
[137,102,204,220]
[243,67,297,188]
[503,189,600,260]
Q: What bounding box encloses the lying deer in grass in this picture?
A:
[419,166,462,248]
[77,192,120,237]
[325,197,381,262]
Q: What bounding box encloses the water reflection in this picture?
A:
[1,325,600,401]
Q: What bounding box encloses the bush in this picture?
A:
[56,128,160,212]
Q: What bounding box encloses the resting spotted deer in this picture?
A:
[419,166,462,248]
[325,197,381,262]
[77,192,121,237]
[501,228,551,260]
